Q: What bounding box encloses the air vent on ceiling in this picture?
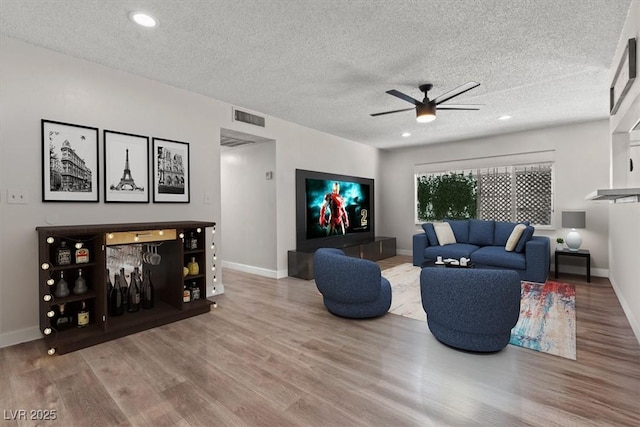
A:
[233,108,265,127]
[220,136,255,148]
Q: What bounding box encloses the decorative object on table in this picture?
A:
[555,237,565,251]
[104,130,150,203]
[610,37,636,115]
[152,137,190,203]
[562,211,586,251]
[42,119,99,202]
[384,263,577,359]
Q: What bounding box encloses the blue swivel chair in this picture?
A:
[420,267,521,352]
[313,248,392,318]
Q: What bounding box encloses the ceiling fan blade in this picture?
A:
[437,104,482,110]
[433,81,480,105]
[386,89,422,106]
[370,107,415,117]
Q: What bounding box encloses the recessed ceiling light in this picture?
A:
[129,12,158,28]
[402,132,411,137]
[498,115,512,120]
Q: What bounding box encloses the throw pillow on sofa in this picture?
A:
[505,224,527,251]
[444,219,470,243]
[469,219,495,246]
[421,223,440,246]
[433,222,456,245]
[515,225,535,252]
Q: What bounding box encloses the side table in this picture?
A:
[555,249,591,282]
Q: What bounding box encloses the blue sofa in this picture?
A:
[313,248,392,318]
[413,219,550,283]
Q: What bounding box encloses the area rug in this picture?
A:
[383,263,576,360]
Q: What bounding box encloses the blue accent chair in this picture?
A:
[420,267,521,352]
[313,248,392,318]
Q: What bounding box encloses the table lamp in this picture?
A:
[562,211,586,251]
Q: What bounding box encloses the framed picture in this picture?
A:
[42,120,99,202]
[152,137,190,203]
[104,130,150,203]
[610,37,637,115]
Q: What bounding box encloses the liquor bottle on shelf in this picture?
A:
[127,268,141,313]
[56,241,71,266]
[77,301,89,328]
[75,245,90,264]
[187,257,199,276]
[72,269,88,295]
[109,273,124,316]
[190,281,200,301]
[53,271,70,298]
[141,269,154,309]
[186,232,198,250]
[119,268,128,310]
[106,269,113,295]
[183,285,191,303]
[53,303,74,331]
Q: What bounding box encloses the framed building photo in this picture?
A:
[152,137,190,203]
[42,119,99,202]
[104,130,150,203]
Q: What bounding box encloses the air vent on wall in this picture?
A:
[233,108,265,127]
[220,136,255,148]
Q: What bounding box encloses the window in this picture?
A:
[415,162,553,226]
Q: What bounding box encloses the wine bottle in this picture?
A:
[109,273,124,316]
[77,301,89,328]
[119,268,128,310]
[127,268,141,313]
[141,269,154,309]
[54,271,70,298]
[106,268,113,294]
[54,303,74,331]
[72,268,88,294]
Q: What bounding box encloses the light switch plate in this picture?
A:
[7,189,28,204]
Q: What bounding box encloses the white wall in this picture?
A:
[0,37,224,346]
[607,1,640,343]
[0,36,383,346]
[378,120,611,277]
[221,141,277,276]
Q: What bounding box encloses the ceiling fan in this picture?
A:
[371,81,481,123]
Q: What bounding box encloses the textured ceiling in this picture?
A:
[0,0,633,149]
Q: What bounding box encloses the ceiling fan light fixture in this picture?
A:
[416,103,436,123]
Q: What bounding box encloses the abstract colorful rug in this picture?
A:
[384,264,576,359]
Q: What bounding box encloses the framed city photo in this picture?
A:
[104,130,150,203]
[42,119,99,202]
[152,137,190,203]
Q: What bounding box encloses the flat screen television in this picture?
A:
[295,169,374,252]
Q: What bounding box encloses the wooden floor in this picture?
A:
[2,255,639,426]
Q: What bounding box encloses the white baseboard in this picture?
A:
[221,260,284,279]
[396,248,412,256]
[0,326,41,349]
[609,276,640,345]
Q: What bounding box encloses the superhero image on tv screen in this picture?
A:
[306,178,370,239]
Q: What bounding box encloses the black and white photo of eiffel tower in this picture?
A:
[104,131,149,203]
[111,149,143,191]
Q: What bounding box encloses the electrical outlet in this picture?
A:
[7,189,28,204]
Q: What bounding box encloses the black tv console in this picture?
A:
[287,236,396,280]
